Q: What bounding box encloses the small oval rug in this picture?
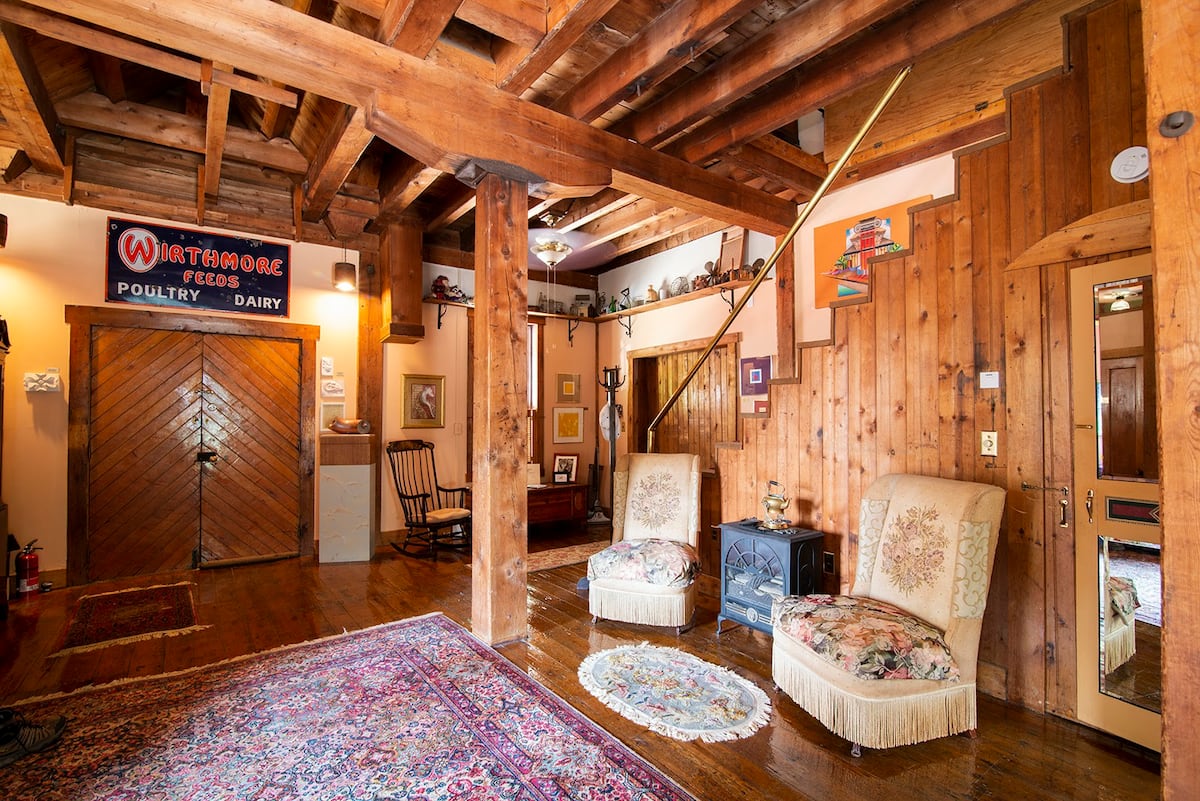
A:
[578,642,771,742]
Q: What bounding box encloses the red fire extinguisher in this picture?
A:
[16,539,41,597]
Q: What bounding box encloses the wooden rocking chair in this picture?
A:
[385,439,471,559]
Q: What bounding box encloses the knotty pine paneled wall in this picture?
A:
[718,0,1147,717]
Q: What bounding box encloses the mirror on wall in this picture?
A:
[1097,535,1161,712]
[1090,275,1161,713]
[1092,278,1157,481]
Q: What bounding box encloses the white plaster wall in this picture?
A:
[0,194,360,572]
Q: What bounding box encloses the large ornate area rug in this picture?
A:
[53,581,207,656]
[12,613,694,801]
[578,643,771,742]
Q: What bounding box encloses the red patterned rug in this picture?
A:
[53,581,206,656]
[12,613,694,800]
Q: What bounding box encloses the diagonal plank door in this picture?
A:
[88,327,203,580]
[197,334,301,565]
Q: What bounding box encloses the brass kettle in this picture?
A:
[760,481,791,530]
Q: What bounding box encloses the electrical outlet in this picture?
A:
[823,551,835,574]
[980,430,998,457]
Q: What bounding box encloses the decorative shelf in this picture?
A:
[594,276,771,321]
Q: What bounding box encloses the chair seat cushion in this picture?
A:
[774,594,959,681]
[422,507,470,525]
[587,539,700,588]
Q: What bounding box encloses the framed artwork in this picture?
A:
[556,373,581,403]
[812,195,929,308]
[401,373,445,428]
[320,402,345,430]
[552,453,578,483]
[553,406,584,443]
[321,376,345,398]
[740,356,771,396]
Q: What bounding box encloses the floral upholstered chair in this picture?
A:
[772,473,1006,754]
[587,453,702,634]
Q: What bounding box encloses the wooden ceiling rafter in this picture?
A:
[0,19,63,174]
[670,0,1039,165]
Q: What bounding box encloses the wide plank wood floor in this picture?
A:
[0,543,1160,800]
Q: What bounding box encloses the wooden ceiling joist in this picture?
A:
[38,0,794,235]
[668,0,1038,165]
[0,3,299,109]
[611,0,912,148]
[0,20,63,173]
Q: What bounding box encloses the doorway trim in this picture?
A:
[64,305,320,583]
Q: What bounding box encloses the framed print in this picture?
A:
[740,356,771,396]
[320,402,345,430]
[553,406,584,443]
[556,373,581,403]
[321,376,345,398]
[552,453,578,483]
[812,196,929,308]
[401,373,445,428]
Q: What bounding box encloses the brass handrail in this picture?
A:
[646,65,913,452]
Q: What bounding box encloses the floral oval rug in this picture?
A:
[578,642,771,742]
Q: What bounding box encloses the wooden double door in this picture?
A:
[67,307,317,584]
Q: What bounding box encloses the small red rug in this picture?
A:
[54,581,206,655]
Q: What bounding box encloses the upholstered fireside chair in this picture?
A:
[385,439,471,559]
[587,453,702,634]
[772,473,1005,754]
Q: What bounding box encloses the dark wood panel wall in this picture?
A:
[717,0,1147,716]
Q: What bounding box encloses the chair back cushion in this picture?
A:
[612,453,701,546]
[853,474,1005,632]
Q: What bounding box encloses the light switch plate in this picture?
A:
[980,430,998,457]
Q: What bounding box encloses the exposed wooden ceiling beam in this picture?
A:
[202,60,232,198]
[30,0,796,234]
[0,3,299,109]
[369,153,441,230]
[302,105,376,222]
[495,0,620,92]
[669,0,1037,165]
[380,0,463,56]
[458,0,544,49]
[0,20,63,173]
[611,0,911,148]
[57,92,308,173]
[719,137,824,197]
[551,0,754,123]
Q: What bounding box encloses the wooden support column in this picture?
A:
[774,233,796,379]
[1143,0,1200,795]
[379,220,425,343]
[470,171,529,645]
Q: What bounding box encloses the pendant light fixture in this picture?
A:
[531,230,572,268]
[332,241,356,292]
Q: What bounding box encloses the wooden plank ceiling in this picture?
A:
[0,0,1044,275]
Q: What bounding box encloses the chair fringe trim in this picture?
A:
[589,587,690,627]
[1105,623,1136,673]
[774,658,977,749]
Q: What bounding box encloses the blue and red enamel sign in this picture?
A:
[105,218,291,317]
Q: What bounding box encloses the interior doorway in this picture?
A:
[66,307,318,584]
[627,334,740,575]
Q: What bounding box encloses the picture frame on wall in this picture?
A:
[556,373,581,403]
[740,356,771,396]
[552,453,578,483]
[552,406,584,443]
[401,373,445,428]
[321,402,345,430]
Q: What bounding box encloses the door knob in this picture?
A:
[196,451,219,464]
